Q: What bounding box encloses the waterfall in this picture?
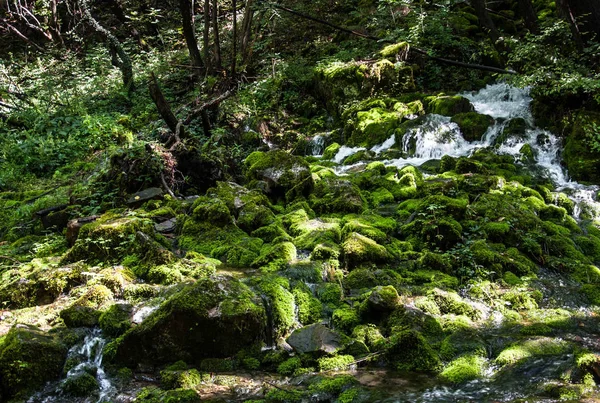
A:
[29,328,114,403]
[330,83,600,220]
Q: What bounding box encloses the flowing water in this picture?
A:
[29,328,115,403]
[331,83,600,220]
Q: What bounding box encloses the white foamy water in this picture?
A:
[333,145,366,164]
[329,83,600,219]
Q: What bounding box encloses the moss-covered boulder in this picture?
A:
[286,323,345,354]
[60,305,101,328]
[425,95,474,116]
[244,150,314,203]
[0,325,69,399]
[386,329,441,371]
[311,178,366,215]
[342,232,391,268]
[0,260,85,309]
[99,303,133,337]
[562,111,600,184]
[61,372,99,397]
[63,214,159,263]
[451,112,494,142]
[107,277,265,367]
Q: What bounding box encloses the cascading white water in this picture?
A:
[30,328,115,403]
[67,328,114,403]
[333,145,366,164]
[309,134,326,157]
[329,83,600,220]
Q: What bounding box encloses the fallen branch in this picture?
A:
[183,89,234,125]
[268,2,516,75]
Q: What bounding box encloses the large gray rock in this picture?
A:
[286,323,344,354]
[127,187,163,206]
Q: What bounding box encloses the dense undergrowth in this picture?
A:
[1,0,600,401]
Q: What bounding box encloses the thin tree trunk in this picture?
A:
[470,0,500,43]
[517,0,538,34]
[556,0,584,51]
[240,0,254,64]
[231,0,237,77]
[180,0,204,73]
[212,0,222,69]
[203,0,211,73]
[149,72,188,140]
[80,0,134,93]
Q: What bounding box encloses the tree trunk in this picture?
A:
[517,0,538,34]
[203,0,211,73]
[180,0,204,73]
[80,0,134,93]
[470,0,500,43]
[564,0,600,43]
[556,0,584,50]
[211,0,222,69]
[240,0,254,64]
[231,0,237,77]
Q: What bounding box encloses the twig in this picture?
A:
[183,89,234,125]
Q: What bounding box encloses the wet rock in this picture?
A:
[127,187,163,206]
[286,323,345,354]
[244,150,314,203]
[107,277,265,367]
[155,218,177,233]
[0,325,69,399]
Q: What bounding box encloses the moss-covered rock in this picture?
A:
[244,150,314,203]
[252,241,297,268]
[0,325,69,399]
[60,305,101,328]
[440,354,487,384]
[286,323,345,354]
[107,277,265,367]
[99,303,132,337]
[63,214,156,263]
[495,338,572,366]
[62,372,99,397]
[451,112,494,142]
[342,232,390,268]
[562,111,600,184]
[311,178,366,215]
[386,329,441,371]
[360,285,400,318]
[425,95,474,116]
[251,276,296,339]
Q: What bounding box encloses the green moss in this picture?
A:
[0,325,68,399]
[380,42,409,58]
[99,304,132,337]
[62,372,99,397]
[293,285,322,325]
[495,338,572,365]
[451,112,494,142]
[370,187,395,206]
[352,324,385,350]
[341,218,388,244]
[60,305,101,328]
[311,178,366,215]
[360,285,400,318]
[252,223,291,243]
[108,277,265,367]
[160,368,203,390]
[191,196,232,226]
[332,308,360,334]
[386,329,441,371]
[562,111,600,184]
[199,358,235,372]
[63,215,155,263]
[427,289,480,319]
[292,218,341,251]
[244,150,314,203]
[440,354,487,384]
[425,95,473,116]
[253,276,296,338]
[179,221,262,266]
[317,355,355,371]
[277,357,302,376]
[252,241,297,268]
[134,387,201,402]
[342,232,390,268]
